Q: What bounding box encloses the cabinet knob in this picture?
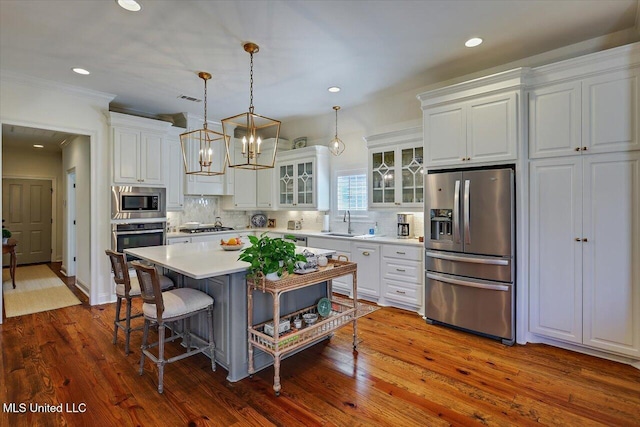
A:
[582,146,588,151]
[582,238,588,242]
[362,251,370,256]
[575,238,582,241]
[461,158,466,161]
[466,157,471,161]
[575,147,582,151]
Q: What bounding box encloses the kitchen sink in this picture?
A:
[324,232,376,239]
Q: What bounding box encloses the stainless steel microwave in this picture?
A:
[111,186,166,220]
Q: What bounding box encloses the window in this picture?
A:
[336,171,367,211]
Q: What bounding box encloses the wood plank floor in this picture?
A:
[1,267,639,426]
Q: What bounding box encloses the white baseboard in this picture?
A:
[528,334,640,369]
[74,278,90,298]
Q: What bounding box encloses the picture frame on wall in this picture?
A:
[267,218,276,228]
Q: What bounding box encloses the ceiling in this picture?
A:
[1,0,639,136]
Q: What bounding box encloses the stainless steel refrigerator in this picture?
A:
[424,167,515,345]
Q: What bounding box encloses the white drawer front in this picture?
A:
[382,244,422,261]
[383,258,421,283]
[307,236,351,252]
[383,279,422,307]
[167,237,191,245]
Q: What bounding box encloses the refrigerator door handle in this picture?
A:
[453,180,460,243]
[426,272,509,292]
[426,251,509,266]
[464,179,471,244]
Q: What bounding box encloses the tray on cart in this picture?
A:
[249,299,355,352]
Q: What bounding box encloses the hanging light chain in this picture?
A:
[335,107,339,138]
[249,50,254,114]
[203,75,208,129]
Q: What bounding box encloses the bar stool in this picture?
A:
[132,261,216,394]
[105,250,174,355]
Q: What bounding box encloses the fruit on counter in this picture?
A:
[220,237,242,246]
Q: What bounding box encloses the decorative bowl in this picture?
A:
[220,243,244,251]
[183,221,200,230]
[302,313,318,325]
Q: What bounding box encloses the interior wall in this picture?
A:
[0,72,114,313]
[62,135,90,292]
[2,146,63,261]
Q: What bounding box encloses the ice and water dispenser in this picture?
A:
[430,209,453,242]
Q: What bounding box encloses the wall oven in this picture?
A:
[111,221,166,261]
[111,186,166,220]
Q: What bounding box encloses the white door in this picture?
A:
[351,242,380,301]
[2,178,53,265]
[529,158,583,343]
[582,152,640,357]
[424,103,466,167]
[466,92,517,164]
[582,68,640,154]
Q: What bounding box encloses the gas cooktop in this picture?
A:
[179,226,234,234]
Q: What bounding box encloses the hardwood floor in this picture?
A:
[1,280,639,426]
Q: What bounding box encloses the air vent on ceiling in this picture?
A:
[177,95,202,102]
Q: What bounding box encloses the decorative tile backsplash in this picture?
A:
[168,195,425,238]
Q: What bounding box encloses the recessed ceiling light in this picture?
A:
[328,86,341,93]
[116,0,142,12]
[72,68,90,75]
[465,37,483,48]
[33,144,44,148]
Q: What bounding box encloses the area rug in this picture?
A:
[2,264,81,318]
[332,295,381,318]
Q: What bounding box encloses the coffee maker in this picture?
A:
[397,214,413,239]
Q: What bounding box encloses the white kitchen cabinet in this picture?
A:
[167,236,191,245]
[276,146,329,211]
[529,68,640,158]
[350,242,380,302]
[165,127,185,211]
[183,114,227,196]
[108,112,171,186]
[228,139,281,210]
[364,127,424,209]
[529,152,640,358]
[307,236,352,296]
[381,244,423,311]
[422,92,517,167]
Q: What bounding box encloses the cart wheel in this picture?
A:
[249,374,253,378]
[275,391,280,397]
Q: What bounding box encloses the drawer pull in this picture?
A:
[362,251,370,256]
[396,268,406,272]
[396,290,406,294]
[396,251,406,255]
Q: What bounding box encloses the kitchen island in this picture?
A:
[125,241,337,382]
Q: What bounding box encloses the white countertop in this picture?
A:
[125,242,335,280]
[167,228,423,247]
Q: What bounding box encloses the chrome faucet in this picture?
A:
[343,210,352,234]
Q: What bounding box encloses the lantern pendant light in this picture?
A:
[329,106,345,156]
[180,72,229,176]
[223,42,281,170]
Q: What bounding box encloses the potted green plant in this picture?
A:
[238,233,307,281]
[2,220,11,244]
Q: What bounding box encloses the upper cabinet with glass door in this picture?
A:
[365,127,424,209]
[275,145,330,211]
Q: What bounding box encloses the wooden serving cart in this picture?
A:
[247,257,358,395]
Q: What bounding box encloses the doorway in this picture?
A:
[2,178,53,265]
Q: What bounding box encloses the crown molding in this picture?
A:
[0,69,115,104]
[364,126,422,148]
